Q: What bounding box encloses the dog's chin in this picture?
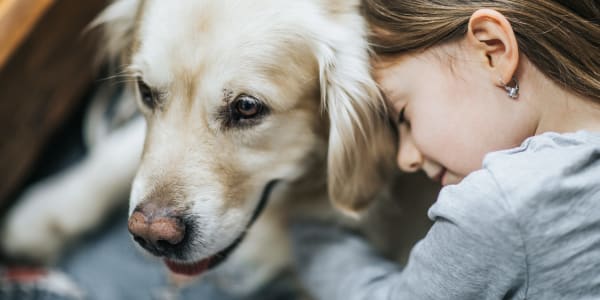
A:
[164,231,245,277]
[162,180,280,277]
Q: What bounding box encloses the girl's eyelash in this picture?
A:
[398,107,406,124]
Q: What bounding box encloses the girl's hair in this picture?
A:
[362,0,600,102]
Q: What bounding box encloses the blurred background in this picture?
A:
[0,0,106,214]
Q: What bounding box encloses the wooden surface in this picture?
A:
[0,0,55,70]
[0,0,108,207]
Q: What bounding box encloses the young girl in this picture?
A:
[291,1,600,299]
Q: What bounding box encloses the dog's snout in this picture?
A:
[128,204,186,256]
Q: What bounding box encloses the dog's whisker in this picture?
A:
[95,73,136,84]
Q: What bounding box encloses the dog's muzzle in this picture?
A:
[127,180,279,276]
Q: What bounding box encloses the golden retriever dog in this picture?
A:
[1,0,437,294]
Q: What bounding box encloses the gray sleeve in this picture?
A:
[291,169,527,300]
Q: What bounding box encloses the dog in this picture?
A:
[1,0,437,295]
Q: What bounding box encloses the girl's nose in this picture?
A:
[397,127,423,173]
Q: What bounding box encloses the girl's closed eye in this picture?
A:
[397,107,409,126]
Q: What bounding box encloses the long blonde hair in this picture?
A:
[362,0,600,102]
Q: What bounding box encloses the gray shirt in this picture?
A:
[292,131,600,300]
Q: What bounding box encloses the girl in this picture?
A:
[291,1,600,299]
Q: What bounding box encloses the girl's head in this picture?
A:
[363,1,600,101]
[357,1,600,187]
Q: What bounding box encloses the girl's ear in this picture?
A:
[315,37,397,218]
[467,9,520,85]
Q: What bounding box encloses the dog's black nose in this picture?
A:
[128,203,186,256]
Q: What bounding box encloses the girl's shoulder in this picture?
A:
[483,131,600,182]
[432,130,600,231]
[477,130,600,213]
[431,131,600,299]
[487,130,600,160]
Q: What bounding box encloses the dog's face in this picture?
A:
[101,0,394,275]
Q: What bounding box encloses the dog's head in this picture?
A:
[97,0,395,275]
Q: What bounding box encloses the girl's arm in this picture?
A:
[291,169,527,300]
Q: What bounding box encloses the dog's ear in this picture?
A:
[88,0,141,66]
[315,31,397,218]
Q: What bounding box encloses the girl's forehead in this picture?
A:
[373,57,416,94]
[379,81,409,112]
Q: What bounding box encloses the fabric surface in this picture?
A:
[292,131,600,300]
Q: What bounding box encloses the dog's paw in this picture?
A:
[0,182,75,264]
[1,217,64,265]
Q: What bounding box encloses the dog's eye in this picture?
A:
[220,94,268,129]
[233,95,263,119]
[137,80,155,109]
